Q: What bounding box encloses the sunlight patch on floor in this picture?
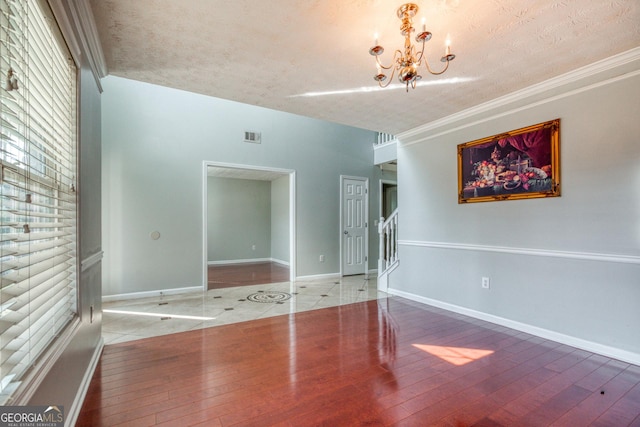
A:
[103,309,215,321]
[412,344,494,366]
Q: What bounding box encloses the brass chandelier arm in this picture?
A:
[414,38,452,76]
[414,41,426,64]
[376,74,395,88]
[374,50,404,88]
[374,53,395,71]
[422,56,452,76]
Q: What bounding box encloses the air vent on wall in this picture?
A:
[244,131,261,144]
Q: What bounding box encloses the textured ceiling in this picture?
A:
[89,0,640,135]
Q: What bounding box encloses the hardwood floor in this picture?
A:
[208,262,290,290]
[78,298,640,426]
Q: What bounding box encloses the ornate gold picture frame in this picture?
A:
[458,119,560,203]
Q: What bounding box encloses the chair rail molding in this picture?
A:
[398,240,640,265]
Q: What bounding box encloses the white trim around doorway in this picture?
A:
[202,161,297,289]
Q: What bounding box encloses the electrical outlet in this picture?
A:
[319,255,325,262]
[252,244,256,251]
[481,277,490,289]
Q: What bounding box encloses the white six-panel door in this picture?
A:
[341,176,368,276]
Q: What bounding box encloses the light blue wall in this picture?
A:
[394,61,640,362]
[101,76,383,295]
[207,177,271,262]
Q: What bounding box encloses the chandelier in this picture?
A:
[369,3,456,91]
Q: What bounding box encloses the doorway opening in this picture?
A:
[202,162,296,290]
[380,180,398,219]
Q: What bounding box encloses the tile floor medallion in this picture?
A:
[246,291,292,303]
[102,275,387,344]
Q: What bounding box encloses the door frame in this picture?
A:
[379,179,397,221]
[339,175,369,277]
[202,161,297,290]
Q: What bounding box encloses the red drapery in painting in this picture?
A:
[497,127,551,167]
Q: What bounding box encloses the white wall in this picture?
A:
[101,76,384,296]
[394,53,640,363]
[271,175,290,264]
[207,177,271,262]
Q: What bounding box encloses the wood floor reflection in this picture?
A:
[78,298,640,426]
[208,261,290,290]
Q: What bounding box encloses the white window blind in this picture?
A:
[0,0,77,404]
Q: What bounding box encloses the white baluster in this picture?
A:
[389,221,393,265]
[393,215,398,263]
[378,216,385,272]
[378,209,399,277]
[385,226,391,269]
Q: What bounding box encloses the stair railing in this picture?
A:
[378,208,399,275]
[376,132,397,146]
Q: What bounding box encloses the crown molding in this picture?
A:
[48,0,107,92]
[397,47,640,146]
[74,0,108,77]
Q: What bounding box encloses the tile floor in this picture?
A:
[102,274,388,344]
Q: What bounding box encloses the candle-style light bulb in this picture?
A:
[421,17,426,32]
[445,38,451,55]
[374,32,379,46]
[376,63,382,75]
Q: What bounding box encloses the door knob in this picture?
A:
[343,230,348,234]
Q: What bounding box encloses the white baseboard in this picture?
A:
[208,258,272,266]
[102,286,202,303]
[66,337,104,427]
[295,272,341,281]
[388,288,640,366]
[296,270,377,281]
[207,258,290,266]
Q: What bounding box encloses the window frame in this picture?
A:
[0,0,80,405]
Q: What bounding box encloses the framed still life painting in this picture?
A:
[457,119,560,203]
